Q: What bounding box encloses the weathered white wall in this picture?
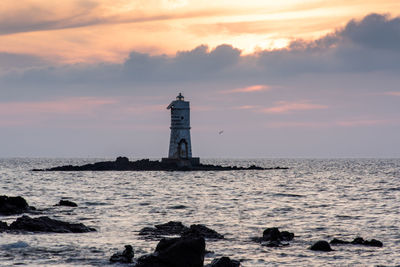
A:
[167,98,192,159]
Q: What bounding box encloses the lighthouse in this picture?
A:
[162,93,200,167]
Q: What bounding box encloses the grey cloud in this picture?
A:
[341,13,400,51]
[1,13,400,101]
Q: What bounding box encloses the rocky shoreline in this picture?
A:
[32,156,289,172]
[1,195,384,266]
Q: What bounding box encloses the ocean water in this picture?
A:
[0,158,399,266]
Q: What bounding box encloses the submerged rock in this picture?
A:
[0,195,36,215]
[183,224,224,239]
[110,245,134,263]
[9,215,96,233]
[330,237,383,247]
[252,227,294,247]
[351,237,383,247]
[56,200,78,207]
[136,235,205,267]
[310,241,333,252]
[262,227,294,242]
[207,257,241,267]
[139,221,189,237]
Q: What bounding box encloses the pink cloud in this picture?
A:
[384,91,400,96]
[261,101,328,114]
[220,84,270,94]
[234,105,257,110]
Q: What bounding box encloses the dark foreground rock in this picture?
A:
[136,235,205,267]
[310,240,333,251]
[182,224,224,239]
[0,221,8,232]
[252,227,294,247]
[206,257,241,267]
[110,245,134,263]
[331,237,383,247]
[9,215,96,233]
[0,195,36,215]
[55,200,78,207]
[33,157,288,172]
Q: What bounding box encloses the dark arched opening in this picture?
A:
[178,139,188,159]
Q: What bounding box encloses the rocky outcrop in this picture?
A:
[252,227,294,247]
[110,245,134,263]
[139,222,224,240]
[182,224,224,239]
[55,200,78,207]
[9,215,96,233]
[33,157,288,172]
[206,257,241,267]
[310,240,333,251]
[330,237,383,247]
[136,235,205,267]
[0,195,36,215]
[139,221,189,237]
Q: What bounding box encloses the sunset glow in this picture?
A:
[1,0,399,63]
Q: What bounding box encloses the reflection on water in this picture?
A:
[0,158,399,266]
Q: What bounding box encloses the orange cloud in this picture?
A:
[261,101,328,114]
[0,1,399,63]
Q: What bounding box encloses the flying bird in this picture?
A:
[218,130,224,135]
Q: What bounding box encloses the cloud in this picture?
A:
[384,91,400,96]
[261,101,328,114]
[220,84,270,94]
[0,13,400,101]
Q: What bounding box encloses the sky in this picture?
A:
[0,0,400,158]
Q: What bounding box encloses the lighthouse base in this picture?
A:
[161,157,200,167]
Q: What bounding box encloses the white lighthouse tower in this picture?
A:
[162,93,199,167]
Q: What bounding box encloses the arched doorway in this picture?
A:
[178,139,188,159]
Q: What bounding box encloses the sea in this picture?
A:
[0,158,399,266]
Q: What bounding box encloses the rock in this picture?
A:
[330,237,383,247]
[136,235,205,267]
[207,256,241,267]
[0,221,8,232]
[252,227,294,247]
[364,239,383,247]
[351,237,383,247]
[280,230,295,241]
[116,156,129,165]
[182,224,224,239]
[56,200,78,207]
[9,215,96,233]
[330,238,350,245]
[34,157,285,171]
[139,221,189,237]
[110,245,134,263]
[310,240,333,252]
[262,227,294,242]
[0,195,36,215]
[351,237,365,245]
